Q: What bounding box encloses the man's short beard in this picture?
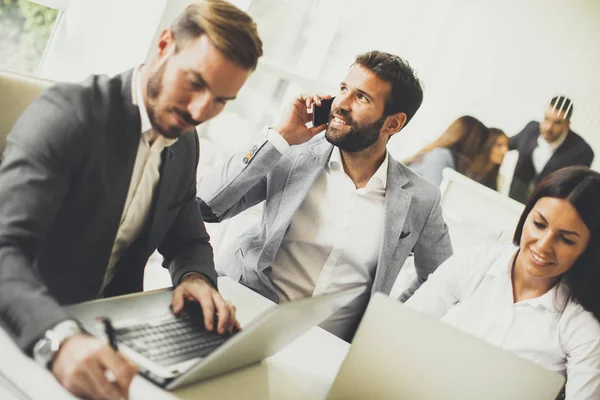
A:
[325,112,386,153]
[146,61,184,139]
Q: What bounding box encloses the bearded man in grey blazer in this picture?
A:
[0,1,262,399]
[199,51,453,341]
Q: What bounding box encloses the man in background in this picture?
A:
[0,1,262,399]
[509,96,594,203]
[198,51,453,342]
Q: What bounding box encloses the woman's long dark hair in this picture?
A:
[513,166,600,322]
[470,128,507,190]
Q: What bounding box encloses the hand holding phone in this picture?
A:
[312,97,335,127]
[274,94,333,146]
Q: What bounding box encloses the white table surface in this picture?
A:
[0,277,349,400]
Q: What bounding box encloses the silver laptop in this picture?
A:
[66,286,361,390]
[326,293,565,400]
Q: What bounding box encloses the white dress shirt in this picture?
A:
[406,244,600,399]
[99,66,177,294]
[268,141,388,340]
[532,131,568,174]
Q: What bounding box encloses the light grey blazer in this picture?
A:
[199,132,453,304]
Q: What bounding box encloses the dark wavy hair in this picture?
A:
[470,127,508,190]
[353,51,423,126]
[513,166,600,321]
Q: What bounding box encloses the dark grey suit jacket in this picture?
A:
[0,70,216,352]
[509,121,594,202]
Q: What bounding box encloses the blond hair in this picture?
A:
[170,0,263,70]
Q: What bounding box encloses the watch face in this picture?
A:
[34,337,54,367]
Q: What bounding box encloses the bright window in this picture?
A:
[0,0,61,75]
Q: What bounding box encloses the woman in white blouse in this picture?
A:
[407,166,600,399]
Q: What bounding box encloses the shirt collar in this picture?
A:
[327,147,389,189]
[486,244,519,279]
[523,281,570,313]
[487,244,570,313]
[537,129,568,152]
[132,65,177,148]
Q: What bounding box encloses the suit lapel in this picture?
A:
[373,160,412,291]
[539,130,572,178]
[265,139,333,264]
[147,144,178,246]
[90,69,141,295]
[113,69,142,207]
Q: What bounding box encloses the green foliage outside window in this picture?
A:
[0,0,60,74]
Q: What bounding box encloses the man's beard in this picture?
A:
[325,109,386,152]
[146,62,195,139]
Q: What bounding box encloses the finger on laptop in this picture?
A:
[170,287,186,315]
[211,292,232,334]
[193,284,217,332]
[227,301,241,332]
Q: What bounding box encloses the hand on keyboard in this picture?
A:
[115,304,239,367]
[171,274,241,334]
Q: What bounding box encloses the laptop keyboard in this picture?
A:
[114,304,237,367]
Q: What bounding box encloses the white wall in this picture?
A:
[147,0,600,171]
[40,0,169,82]
[40,0,600,170]
[144,0,251,62]
[381,0,600,171]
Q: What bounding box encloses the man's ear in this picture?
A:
[157,29,176,58]
[383,112,408,139]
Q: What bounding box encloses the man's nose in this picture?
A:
[188,92,212,123]
[541,121,551,132]
[335,92,352,111]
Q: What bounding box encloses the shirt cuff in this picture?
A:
[180,272,217,289]
[266,127,290,154]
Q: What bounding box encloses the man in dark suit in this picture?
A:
[509,96,594,203]
[0,1,262,399]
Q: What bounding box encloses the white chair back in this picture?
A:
[440,168,525,250]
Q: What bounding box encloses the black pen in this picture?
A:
[100,317,118,351]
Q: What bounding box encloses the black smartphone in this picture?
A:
[312,97,335,126]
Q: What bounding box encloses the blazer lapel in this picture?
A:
[147,144,177,246]
[89,69,141,295]
[263,139,333,267]
[373,160,412,291]
[539,130,573,178]
[113,69,142,206]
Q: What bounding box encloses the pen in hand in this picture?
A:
[96,317,121,384]
[98,317,118,351]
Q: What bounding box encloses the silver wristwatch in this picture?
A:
[33,320,82,369]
